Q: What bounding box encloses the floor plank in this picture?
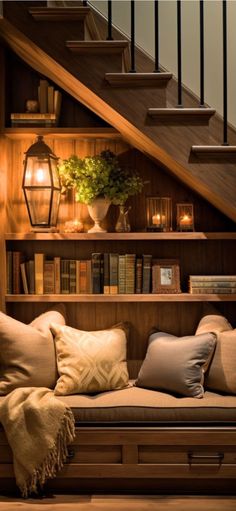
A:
[0,495,236,511]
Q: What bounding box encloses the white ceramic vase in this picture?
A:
[87,197,111,233]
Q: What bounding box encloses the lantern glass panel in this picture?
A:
[24,157,51,187]
[24,189,52,226]
[146,197,172,232]
[50,158,60,188]
[50,190,61,226]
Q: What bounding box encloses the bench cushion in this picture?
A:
[55,385,236,423]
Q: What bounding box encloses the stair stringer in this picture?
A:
[0,16,236,223]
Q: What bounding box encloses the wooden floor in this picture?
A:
[0,494,236,511]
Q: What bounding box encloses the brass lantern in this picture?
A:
[22,136,61,231]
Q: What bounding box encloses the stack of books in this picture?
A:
[6,251,155,295]
[189,275,236,294]
[11,79,62,127]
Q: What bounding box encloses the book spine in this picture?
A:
[189,281,236,288]
[44,260,55,294]
[69,260,76,294]
[54,256,61,294]
[189,275,236,282]
[76,260,80,294]
[34,253,44,294]
[109,253,119,294]
[38,79,48,114]
[142,254,152,293]
[10,113,56,120]
[118,255,126,294]
[125,254,136,294]
[135,257,142,294]
[190,287,236,294]
[103,253,110,294]
[91,253,101,293]
[26,260,35,294]
[79,260,87,293]
[20,262,29,294]
[152,264,158,294]
[60,259,70,294]
[12,251,23,294]
[86,260,92,293]
[6,251,13,294]
[47,85,54,114]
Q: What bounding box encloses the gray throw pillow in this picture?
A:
[136,331,216,398]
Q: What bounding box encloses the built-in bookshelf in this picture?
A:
[5,233,236,305]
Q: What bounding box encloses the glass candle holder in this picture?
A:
[146,197,172,232]
[176,203,194,231]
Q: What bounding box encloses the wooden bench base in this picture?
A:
[1,426,236,493]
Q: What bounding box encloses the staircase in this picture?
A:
[1,1,236,222]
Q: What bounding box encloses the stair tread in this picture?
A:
[148,107,216,116]
[66,40,129,48]
[192,145,236,153]
[66,40,129,55]
[105,72,172,87]
[29,7,90,21]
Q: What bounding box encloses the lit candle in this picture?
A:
[179,214,192,227]
[152,213,166,226]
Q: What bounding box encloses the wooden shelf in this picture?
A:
[5,293,236,302]
[5,232,236,241]
[4,127,121,139]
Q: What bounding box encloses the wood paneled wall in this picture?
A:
[0,135,9,312]
[6,136,129,233]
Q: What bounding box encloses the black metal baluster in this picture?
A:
[222,0,228,145]
[154,0,159,72]
[177,0,182,106]
[83,1,88,6]
[107,1,113,41]
[200,0,205,106]
[130,0,136,72]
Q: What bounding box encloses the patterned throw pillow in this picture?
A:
[51,323,129,395]
[0,306,66,395]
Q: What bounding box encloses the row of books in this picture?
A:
[189,275,236,294]
[7,252,164,295]
[11,80,62,127]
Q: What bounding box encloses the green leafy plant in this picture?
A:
[58,150,144,205]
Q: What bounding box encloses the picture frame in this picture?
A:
[152,259,181,293]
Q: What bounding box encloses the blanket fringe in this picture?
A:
[20,408,75,498]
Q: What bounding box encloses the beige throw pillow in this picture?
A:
[0,306,66,395]
[51,323,129,395]
[136,331,216,398]
[196,313,236,394]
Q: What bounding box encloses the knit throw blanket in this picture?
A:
[0,387,75,497]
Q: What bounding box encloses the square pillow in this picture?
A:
[0,305,66,395]
[136,331,216,398]
[195,313,236,394]
[50,322,129,395]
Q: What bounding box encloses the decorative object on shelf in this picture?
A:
[152,259,181,293]
[176,203,194,231]
[22,136,61,232]
[87,197,111,233]
[58,150,144,232]
[115,205,131,233]
[64,220,84,233]
[25,99,39,113]
[146,197,172,232]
